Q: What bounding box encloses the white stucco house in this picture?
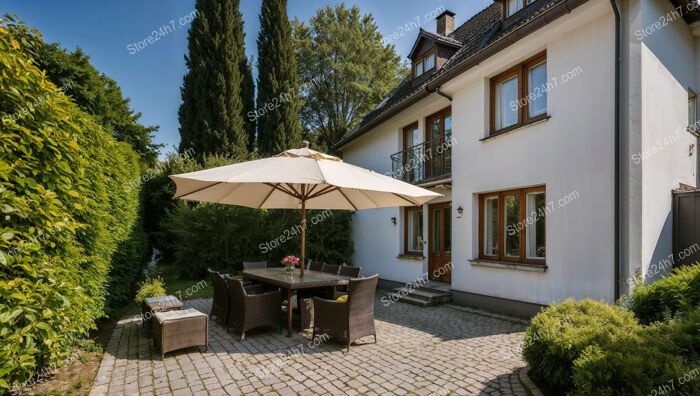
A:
[335,0,700,317]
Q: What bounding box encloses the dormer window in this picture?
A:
[506,0,537,18]
[414,50,436,78]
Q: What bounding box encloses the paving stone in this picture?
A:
[91,297,531,395]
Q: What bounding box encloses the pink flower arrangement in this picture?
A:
[281,255,299,267]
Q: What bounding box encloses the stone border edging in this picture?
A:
[518,367,544,396]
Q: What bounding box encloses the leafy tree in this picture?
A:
[293,5,408,151]
[2,17,162,166]
[256,0,300,156]
[179,0,248,159]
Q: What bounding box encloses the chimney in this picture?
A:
[436,10,456,36]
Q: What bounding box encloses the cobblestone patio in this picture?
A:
[91,296,532,395]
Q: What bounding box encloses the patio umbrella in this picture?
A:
[170,141,441,277]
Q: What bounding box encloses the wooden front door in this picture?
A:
[428,202,452,282]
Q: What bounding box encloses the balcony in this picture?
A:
[389,137,452,185]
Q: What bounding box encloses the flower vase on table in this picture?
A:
[281,255,299,277]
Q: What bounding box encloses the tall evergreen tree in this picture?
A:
[241,58,256,152]
[178,0,248,158]
[256,0,301,156]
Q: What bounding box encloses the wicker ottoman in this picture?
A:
[153,308,208,358]
[142,295,183,338]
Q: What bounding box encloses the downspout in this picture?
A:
[428,86,453,102]
[610,0,621,300]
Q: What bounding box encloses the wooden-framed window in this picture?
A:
[490,51,547,135]
[403,122,421,182]
[690,89,697,132]
[479,186,546,264]
[505,0,538,18]
[404,206,424,255]
[425,107,452,179]
[414,49,436,78]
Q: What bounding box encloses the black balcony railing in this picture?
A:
[389,136,452,185]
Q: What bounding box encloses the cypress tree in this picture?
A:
[256,0,301,156]
[241,58,256,152]
[178,0,248,159]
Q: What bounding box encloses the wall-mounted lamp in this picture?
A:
[391,217,397,225]
[456,206,463,218]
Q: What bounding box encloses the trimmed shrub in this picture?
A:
[134,277,167,304]
[522,299,641,392]
[571,324,696,395]
[629,263,700,324]
[664,306,700,363]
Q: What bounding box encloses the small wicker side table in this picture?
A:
[153,308,209,358]
[142,295,183,337]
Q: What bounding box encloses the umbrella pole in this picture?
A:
[300,200,306,277]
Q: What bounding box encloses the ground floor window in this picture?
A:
[479,186,546,263]
[404,206,423,255]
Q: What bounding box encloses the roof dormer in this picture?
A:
[408,10,461,80]
[502,0,538,19]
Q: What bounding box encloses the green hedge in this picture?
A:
[522,299,641,392]
[0,20,146,391]
[524,297,700,395]
[571,325,695,395]
[629,263,700,324]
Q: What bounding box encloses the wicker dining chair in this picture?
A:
[308,261,324,272]
[224,276,282,341]
[207,269,230,324]
[243,261,267,270]
[321,263,341,275]
[312,274,379,352]
[334,266,362,298]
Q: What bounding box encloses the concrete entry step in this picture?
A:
[385,281,452,307]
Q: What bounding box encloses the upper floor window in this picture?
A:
[506,0,537,18]
[490,51,547,135]
[414,50,436,78]
[690,89,697,133]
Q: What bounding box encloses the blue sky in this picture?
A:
[4,0,492,158]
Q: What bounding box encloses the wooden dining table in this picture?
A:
[242,267,353,337]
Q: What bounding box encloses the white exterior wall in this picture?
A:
[448,0,616,305]
[636,0,698,281]
[341,0,698,306]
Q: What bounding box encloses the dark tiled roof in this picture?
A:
[336,0,575,149]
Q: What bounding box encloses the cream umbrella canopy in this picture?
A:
[170,141,441,277]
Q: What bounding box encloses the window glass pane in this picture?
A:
[431,209,441,253]
[407,209,423,252]
[404,125,421,182]
[526,192,546,259]
[527,0,536,4]
[484,197,499,256]
[495,76,519,130]
[443,207,451,252]
[444,115,452,174]
[528,61,547,118]
[504,194,520,257]
[424,53,435,71]
[690,94,697,130]
[416,61,423,76]
[507,0,523,16]
[404,125,420,147]
[429,118,441,177]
